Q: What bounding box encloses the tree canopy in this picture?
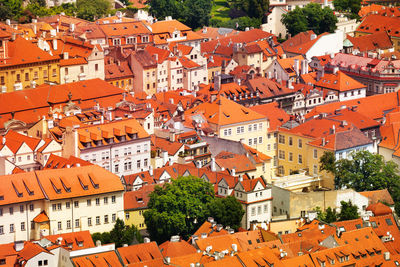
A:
[320,150,400,215]
[92,219,143,248]
[228,0,269,21]
[338,200,359,221]
[281,3,338,36]
[148,0,212,29]
[76,0,111,21]
[333,0,361,18]
[207,195,245,230]
[144,176,245,243]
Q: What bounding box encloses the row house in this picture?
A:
[277,116,374,189]
[57,118,151,177]
[185,96,269,155]
[150,18,205,51]
[0,130,62,175]
[39,37,105,84]
[98,21,153,50]
[130,50,158,95]
[0,35,60,93]
[0,165,124,244]
[323,53,400,96]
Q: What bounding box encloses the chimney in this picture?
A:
[216,224,223,231]
[294,59,300,76]
[322,138,326,146]
[310,34,317,40]
[33,24,37,35]
[70,23,75,32]
[268,71,272,79]
[14,241,24,252]
[231,168,236,176]
[5,19,10,26]
[384,252,390,261]
[211,158,216,172]
[96,240,101,246]
[53,39,57,51]
[316,68,324,81]
[2,137,5,145]
[149,165,153,176]
[301,60,308,74]
[333,66,339,75]
[143,237,150,243]
[288,80,294,89]
[63,52,69,60]
[214,72,221,91]
[162,151,168,166]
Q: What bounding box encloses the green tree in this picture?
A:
[76,0,111,21]
[92,219,142,247]
[281,3,338,36]
[338,200,359,221]
[184,0,213,29]
[144,176,215,243]
[316,206,337,223]
[319,151,336,174]
[207,196,245,230]
[228,0,268,21]
[333,0,361,18]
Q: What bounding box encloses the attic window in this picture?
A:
[23,181,34,196]
[241,109,249,114]
[78,176,88,190]
[386,218,393,226]
[88,174,99,189]
[50,180,61,194]
[0,196,3,200]
[355,224,361,229]
[223,112,230,118]
[370,221,378,228]
[60,178,71,193]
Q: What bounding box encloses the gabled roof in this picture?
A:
[159,240,197,258]
[185,96,266,126]
[356,14,400,38]
[35,165,124,200]
[249,102,290,131]
[151,136,184,156]
[215,151,256,173]
[124,184,155,210]
[284,32,329,55]
[72,251,123,267]
[43,230,95,251]
[276,55,310,77]
[247,77,295,99]
[44,154,92,169]
[99,21,151,37]
[0,36,59,67]
[282,30,315,51]
[150,20,191,34]
[359,189,394,205]
[1,130,42,153]
[345,32,393,52]
[117,241,163,265]
[366,202,392,216]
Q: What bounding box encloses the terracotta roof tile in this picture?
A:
[359,189,394,205]
[72,251,123,266]
[159,240,197,258]
[117,242,163,265]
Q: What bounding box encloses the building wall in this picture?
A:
[108,77,134,91]
[261,7,288,38]
[0,200,45,244]
[338,88,366,102]
[305,31,344,61]
[0,61,59,93]
[125,209,147,230]
[46,191,124,235]
[217,119,269,155]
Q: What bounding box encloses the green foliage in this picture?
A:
[333,0,361,17]
[92,219,143,248]
[210,16,262,30]
[144,176,215,243]
[316,206,338,223]
[338,200,359,221]
[322,150,400,217]
[319,151,336,174]
[148,0,212,29]
[207,196,245,231]
[281,3,338,36]
[228,0,268,21]
[1,0,23,19]
[76,0,111,21]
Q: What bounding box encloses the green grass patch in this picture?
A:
[211,0,230,22]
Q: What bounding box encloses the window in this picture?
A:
[313,149,318,159]
[142,36,149,42]
[65,67,69,75]
[88,217,92,226]
[249,139,252,146]
[253,124,258,131]
[257,206,262,214]
[21,222,25,231]
[96,198,100,206]
[66,202,70,209]
[289,137,293,146]
[248,124,252,132]
[112,214,116,222]
[112,195,116,203]
[57,222,62,230]
[236,126,244,134]
[137,160,141,169]
[20,205,24,213]
[74,201,79,208]
[223,128,232,136]
[313,164,318,175]
[16,74,20,82]
[0,76,4,85]
[0,209,2,216]
[278,150,285,160]
[126,212,130,219]
[95,64,99,71]
[67,220,71,229]
[75,219,80,228]
[289,152,293,162]
[115,164,119,173]
[0,226,3,235]
[9,207,13,215]
[87,199,91,206]
[52,69,56,77]
[104,215,109,224]
[264,204,268,213]
[43,70,48,78]
[52,204,57,211]
[104,197,108,205]
[278,135,285,144]
[144,158,148,167]
[298,154,303,164]
[298,139,302,148]
[57,203,62,210]
[251,207,256,216]
[253,137,257,145]
[258,137,263,144]
[113,38,121,45]
[80,66,84,73]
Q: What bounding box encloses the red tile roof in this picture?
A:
[249,102,290,131]
[43,230,95,251]
[124,184,155,210]
[357,14,400,38]
[346,32,393,52]
[366,202,392,216]
[359,189,394,205]
[117,241,163,265]
[72,251,123,267]
[159,240,197,258]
